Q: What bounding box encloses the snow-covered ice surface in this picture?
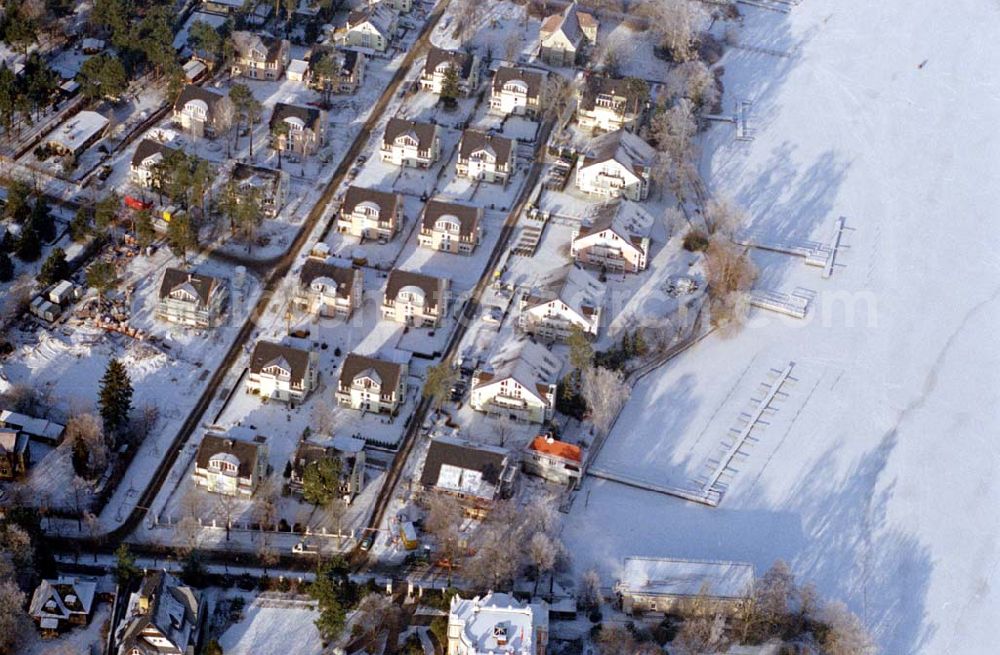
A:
[563,2,1000,654]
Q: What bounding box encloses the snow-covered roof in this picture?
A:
[581,129,655,177]
[449,592,548,655]
[287,58,309,76]
[523,265,605,321]
[0,409,65,442]
[47,111,108,153]
[476,339,562,401]
[616,557,755,601]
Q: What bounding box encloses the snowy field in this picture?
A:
[563,1,1000,654]
[218,595,323,655]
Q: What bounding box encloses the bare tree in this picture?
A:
[504,31,521,63]
[253,478,279,531]
[65,413,108,478]
[580,366,630,436]
[674,610,728,655]
[528,531,559,594]
[83,512,102,561]
[312,401,337,436]
[580,567,604,609]
[352,593,403,648]
[130,402,161,445]
[817,601,876,655]
[704,236,757,328]
[666,60,719,112]
[595,624,639,655]
[216,493,240,541]
[543,75,574,124]
[0,581,30,655]
[257,538,279,576]
[641,0,697,62]
[175,516,202,558]
[424,494,464,583]
[212,96,236,151]
[465,528,521,592]
[1,274,33,326]
[651,98,698,172]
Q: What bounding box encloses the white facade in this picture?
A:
[447,593,548,655]
[470,340,562,424]
[519,266,604,340]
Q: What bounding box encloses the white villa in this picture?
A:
[571,201,654,273]
[295,257,363,318]
[156,268,228,328]
[381,269,449,328]
[231,163,288,219]
[576,75,640,132]
[230,31,289,80]
[518,265,605,340]
[489,66,546,118]
[339,4,398,52]
[470,339,562,424]
[538,1,598,67]
[524,434,584,489]
[419,47,479,95]
[456,130,514,184]
[246,341,318,403]
[192,428,268,497]
[575,129,656,202]
[418,199,483,255]
[447,592,549,655]
[337,185,404,240]
[269,102,326,157]
[381,117,440,167]
[129,138,179,189]
[335,353,408,414]
[172,84,225,138]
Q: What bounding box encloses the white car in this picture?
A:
[482,306,503,324]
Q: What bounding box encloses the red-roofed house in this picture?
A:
[524,434,583,488]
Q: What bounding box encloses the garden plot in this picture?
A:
[22,602,111,655]
[430,0,540,61]
[218,594,323,655]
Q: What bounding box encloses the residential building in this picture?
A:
[381,269,449,327]
[614,557,755,615]
[576,75,640,132]
[288,439,366,502]
[489,66,546,117]
[269,102,326,157]
[172,84,225,138]
[0,409,64,444]
[202,0,243,15]
[470,339,562,424]
[246,341,318,403]
[575,129,656,202]
[129,138,179,189]
[571,201,654,273]
[339,4,398,52]
[380,117,440,167]
[192,428,268,497]
[455,130,514,184]
[231,163,287,218]
[418,199,483,255]
[229,31,289,80]
[155,268,228,328]
[309,47,366,95]
[285,58,309,82]
[447,592,549,655]
[419,47,479,95]
[294,257,363,318]
[420,438,516,512]
[523,434,583,489]
[29,577,97,635]
[0,428,29,479]
[335,353,408,414]
[46,111,108,157]
[114,571,204,655]
[337,185,404,240]
[538,1,598,67]
[518,265,604,340]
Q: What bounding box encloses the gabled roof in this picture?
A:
[269,102,323,131]
[249,341,312,383]
[173,84,224,117]
[342,185,401,216]
[420,437,509,489]
[522,265,604,320]
[0,428,27,456]
[423,47,474,79]
[578,75,633,112]
[492,66,545,99]
[158,268,221,306]
[231,30,285,63]
[29,578,97,621]
[195,432,262,478]
[540,2,596,43]
[421,198,482,237]
[581,129,656,178]
[131,138,178,168]
[299,258,358,297]
[458,129,513,165]
[347,3,396,37]
[384,269,446,311]
[339,353,404,392]
[309,46,361,76]
[475,339,562,402]
[116,571,201,655]
[383,117,437,151]
[577,200,654,249]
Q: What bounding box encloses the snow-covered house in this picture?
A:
[114,571,204,655]
[420,438,516,509]
[230,31,289,80]
[614,557,755,615]
[571,201,654,273]
[339,4,398,52]
[523,434,583,489]
[575,129,656,202]
[172,84,225,138]
[29,577,97,635]
[337,185,404,240]
[46,111,108,157]
[380,117,440,168]
[519,265,605,340]
[0,428,29,479]
[288,440,366,502]
[335,353,408,414]
[447,592,548,655]
[129,138,179,189]
[418,199,483,255]
[456,130,514,184]
[308,47,366,95]
[576,75,640,132]
[381,269,449,327]
[489,66,546,118]
[246,341,318,403]
[419,47,479,95]
[192,428,268,497]
[156,268,228,328]
[0,410,64,445]
[269,102,326,157]
[538,1,598,67]
[294,257,363,318]
[231,163,287,218]
[470,340,562,424]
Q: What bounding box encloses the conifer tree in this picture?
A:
[0,250,12,282]
[37,247,68,285]
[99,358,133,442]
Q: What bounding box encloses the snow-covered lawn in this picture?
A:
[218,596,323,655]
[563,1,1000,653]
[22,602,111,655]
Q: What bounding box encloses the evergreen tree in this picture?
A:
[37,248,68,285]
[309,559,352,641]
[86,260,118,297]
[98,358,133,441]
[5,180,32,224]
[31,198,55,243]
[15,225,40,262]
[0,250,13,282]
[94,193,119,232]
[78,54,128,102]
[166,212,198,262]
[301,457,342,506]
[112,544,140,586]
[440,63,461,105]
[69,208,92,242]
[135,209,155,249]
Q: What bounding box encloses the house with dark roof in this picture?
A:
[380,117,440,168]
[419,47,479,96]
[571,200,654,273]
[129,138,180,189]
[114,571,204,655]
[381,269,450,327]
[418,199,483,255]
[230,31,289,80]
[287,440,366,502]
[538,1,599,66]
[576,75,641,132]
[294,257,363,318]
[269,102,326,157]
[308,47,366,95]
[470,339,563,424]
[575,129,656,202]
[172,84,226,138]
[524,434,583,488]
[518,265,605,340]
[29,577,97,635]
[336,353,408,414]
[246,341,318,403]
[0,428,29,479]
[489,66,546,117]
[456,129,514,184]
[338,4,398,52]
[156,268,228,328]
[337,185,404,240]
[420,437,515,514]
[192,428,268,496]
[231,163,287,218]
